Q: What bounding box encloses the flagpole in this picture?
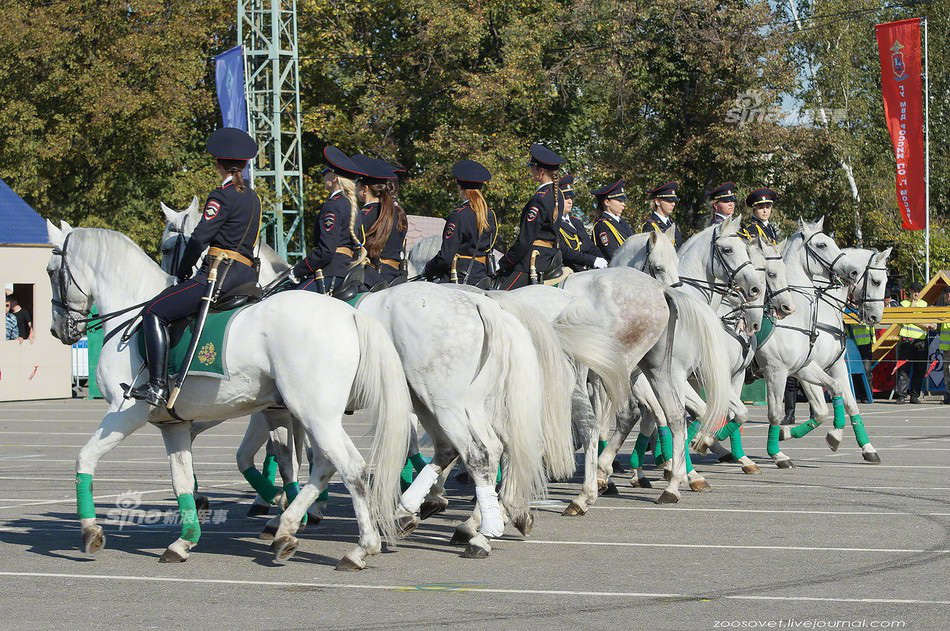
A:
[923,17,930,281]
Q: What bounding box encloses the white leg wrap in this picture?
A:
[475,485,504,538]
[398,463,440,514]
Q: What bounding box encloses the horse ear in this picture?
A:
[188,195,200,214]
[721,215,739,235]
[60,219,74,233]
[813,216,825,231]
[47,219,64,247]
[662,225,675,241]
[160,202,178,223]
[648,230,659,246]
[877,246,893,262]
[778,238,788,253]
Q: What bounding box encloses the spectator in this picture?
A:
[5,297,18,340]
[895,282,935,404]
[940,286,950,405]
[7,295,33,344]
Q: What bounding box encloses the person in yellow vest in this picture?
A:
[895,282,936,404]
[852,322,873,374]
[940,286,950,404]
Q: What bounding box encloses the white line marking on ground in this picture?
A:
[590,506,950,516]
[517,539,949,554]
[0,572,946,605]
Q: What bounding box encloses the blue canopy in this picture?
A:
[0,178,47,245]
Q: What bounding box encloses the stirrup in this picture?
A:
[128,381,168,407]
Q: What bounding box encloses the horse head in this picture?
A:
[646,227,679,286]
[850,247,892,325]
[46,220,92,344]
[753,237,795,319]
[795,216,861,286]
[159,197,201,275]
[713,215,764,305]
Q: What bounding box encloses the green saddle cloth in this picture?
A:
[344,292,370,308]
[137,306,249,380]
[755,313,776,348]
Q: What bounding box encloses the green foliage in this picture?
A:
[0,0,945,279]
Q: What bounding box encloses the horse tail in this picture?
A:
[487,292,576,481]
[352,310,412,546]
[474,299,547,525]
[662,288,731,446]
[550,296,631,428]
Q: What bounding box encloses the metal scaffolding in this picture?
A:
[238,0,305,261]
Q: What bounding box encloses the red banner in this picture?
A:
[875,18,925,230]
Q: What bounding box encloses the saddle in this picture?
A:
[164,282,262,347]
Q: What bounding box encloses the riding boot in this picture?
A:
[129,313,169,407]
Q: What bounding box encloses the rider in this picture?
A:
[591,179,633,262]
[351,155,408,286]
[642,180,683,249]
[496,144,565,290]
[422,159,498,285]
[131,128,261,406]
[557,174,607,271]
[739,187,779,245]
[707,181,737,225]
[287,147,367,293]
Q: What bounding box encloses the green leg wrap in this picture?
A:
[409,452,429,473]
[497,465,502,484]
[317,488,329,502]
[790,418,821,438]
[850,414,870,447]
[76,473,95,520]
[263,454,278,485]
[597,440,608,455]
[716,420,741,441]
[767,425,781,457]
[283,482,307,525]
[686,420,700,443]
[629,433,651,469]
[685,451,694,474]
[656,427,673,467]
[730,431,746,460]
[832,396,846,430]
[177,493,201,543]
[241,466,280,504]
[400,459,414,491]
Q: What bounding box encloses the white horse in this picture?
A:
[46,223,411,569]
[751,218,863,468]
[159,205,580,560]
[775,246,890,463]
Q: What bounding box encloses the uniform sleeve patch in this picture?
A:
[203,199,221,220]
[526,208,538,223]
[599,231,609,246]
[323,212,336,232]
[444,222,456,239]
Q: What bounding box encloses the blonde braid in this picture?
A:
[338,176,368,267]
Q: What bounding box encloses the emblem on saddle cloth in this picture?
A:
[136,307,248,381]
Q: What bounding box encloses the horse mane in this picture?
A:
[70,228,169,299]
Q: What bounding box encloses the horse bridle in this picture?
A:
[50,233,147,340]
[802,230,849,283]
[163,215,189,278]
[679,227,753,302]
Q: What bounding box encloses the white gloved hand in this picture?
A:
[593,257,608,269]
[287,270,301,285]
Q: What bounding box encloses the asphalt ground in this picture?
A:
[0,398,947,630]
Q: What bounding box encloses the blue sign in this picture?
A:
[214,46,248,131]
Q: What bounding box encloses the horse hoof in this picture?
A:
[602,481,619,496]
[611,460,625,474]
[81,526,106,556]
[689,479,712,492]
[741,464,762,475]
[334,555,364,571]
[826,433,841,452]
[662,469,672,482]
[194,494,210,512]
[596,478,607,492]
[461,545,490,559]
[863,452,881,464]
[630,477,652,489]
[419,500,447,520]
[158,547,188,563]
[561,501,587,516]
[246,503,270,517]
[513,513,534,537]
[396,514,420,538]
[271,535,298,564]
[775,459,795,469]
[449,528,473,545]
[655,491,679,504]
[718,454,737,464]
[258,522,278,541]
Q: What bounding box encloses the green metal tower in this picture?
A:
[238,0,305,261]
